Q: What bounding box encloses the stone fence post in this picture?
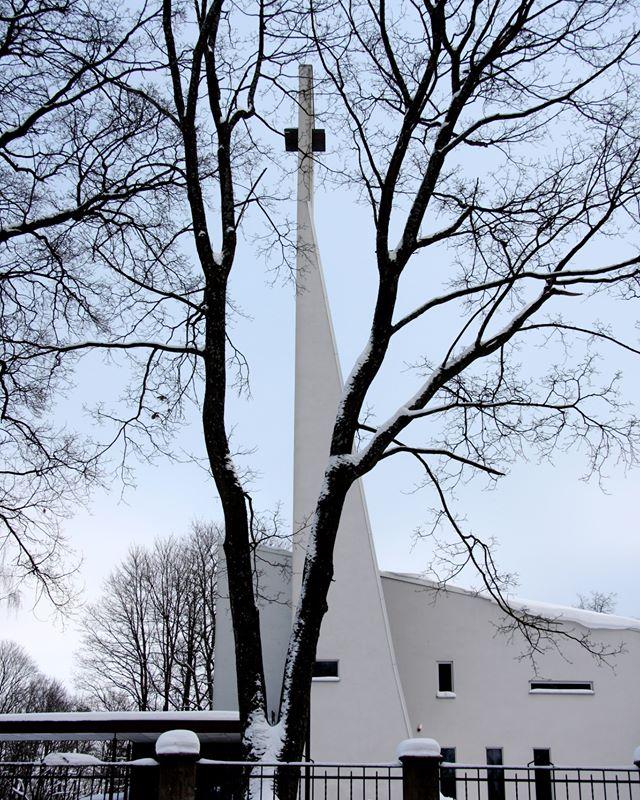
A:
[155,729,200,800]
[397,738,442,800]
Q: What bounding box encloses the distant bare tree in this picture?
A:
[0,640,83,762]
[0,639,36,714]
[577,591,617,615]
[77,522,218,711]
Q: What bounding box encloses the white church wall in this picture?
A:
[381,572,640,766]
[213,546,292,718]
[306,477,412,762]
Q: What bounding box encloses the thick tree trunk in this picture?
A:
[202,280,268,753]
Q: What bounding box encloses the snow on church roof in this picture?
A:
[380,572,640,633]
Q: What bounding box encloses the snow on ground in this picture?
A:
[42,752,102,766]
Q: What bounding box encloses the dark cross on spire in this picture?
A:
[284,127,326,152]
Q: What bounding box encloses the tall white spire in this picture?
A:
[291,64,411,760]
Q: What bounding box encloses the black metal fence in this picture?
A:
[0,761,638,800]
[195,761,403,800]
[441,765,640,800]
[0,761,133,800]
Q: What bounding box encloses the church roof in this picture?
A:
[380,571,640,633]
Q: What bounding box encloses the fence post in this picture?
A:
[398,738,442,800]
[155,729,200,800]
[633,747,640,768]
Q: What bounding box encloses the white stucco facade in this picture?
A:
[213,547,292,718]
[381,572,640,765]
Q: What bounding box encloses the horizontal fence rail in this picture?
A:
[0,761,638,800]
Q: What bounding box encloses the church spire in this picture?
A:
[290,64,411,759]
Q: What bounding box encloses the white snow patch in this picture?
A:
[245,712,284,761]
[507,596,640,632]
[341,338,374,401]
[43,752,102,766]
[155,729,200,758]
[397,738,441,760]
[245,713,285,800]
[80,794,125,800]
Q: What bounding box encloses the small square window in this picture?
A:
[438,662,454,694]
[313,660,339,680]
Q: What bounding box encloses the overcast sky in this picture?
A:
[2,84,640,691]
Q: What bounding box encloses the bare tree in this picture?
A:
[76,522,218,711]
[577,591,618,614]
[0,0,182,606]
[0,639,36,714]
[8,0,640,770]
[0,640,83,762]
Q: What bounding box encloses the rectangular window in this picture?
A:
[438,662,454,694]
[312,660,339,680]
[529,681,593,694]
[486,748,505,800]
[532,749,553,800]
[440,747,457,799]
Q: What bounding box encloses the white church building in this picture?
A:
[213,66,640,768]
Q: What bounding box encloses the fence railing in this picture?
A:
[0,761,133,800]
[0,741,638,800]
[195,760,403,800]
[441,765,640,800]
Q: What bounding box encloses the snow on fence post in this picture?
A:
[155,729,200,800]
[397,738,443,800]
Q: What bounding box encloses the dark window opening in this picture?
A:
[440,747,457,799]
[312,660,339,679]
[532,749,553,800]
[530,681,592,692]
[487,748,505,800]
[438,662,454,693]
